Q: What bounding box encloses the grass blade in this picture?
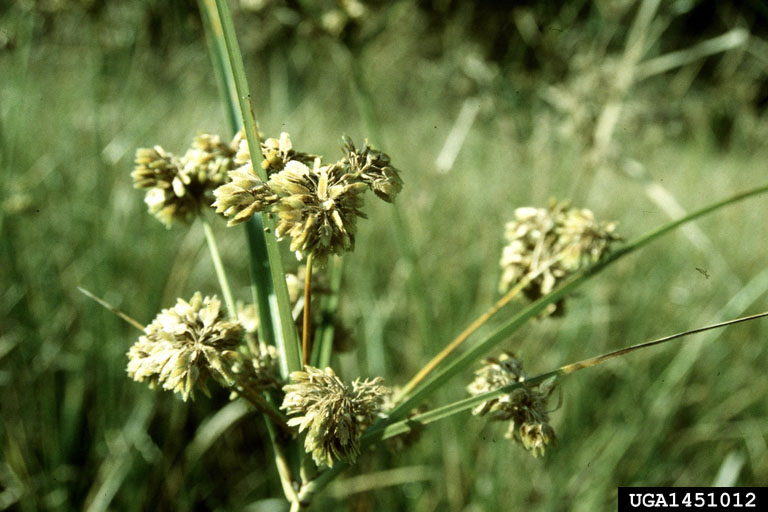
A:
[198,0,239,132]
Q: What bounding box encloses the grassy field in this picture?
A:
[2,2,768,510]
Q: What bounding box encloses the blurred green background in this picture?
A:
[2,0,768,510]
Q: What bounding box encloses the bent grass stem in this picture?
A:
[77,287,145,332]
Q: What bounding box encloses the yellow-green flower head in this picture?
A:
[499,201,619,315]
[182,132,242,185]
[212,165,277,226]
[126,292,244,401]
[466,352,526,419]
[213,132,319,226]
[281,366,387,467]
[232,131,317,176]
[341,136,403,202]
[132,132,240,227]
[260,132,317,174]
[467,353,558,457]
[270,159,368,264]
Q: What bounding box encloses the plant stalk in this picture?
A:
[213,0,303,377]
[302,252,314,366]
[201,217,237,319]
[234,381,293,434]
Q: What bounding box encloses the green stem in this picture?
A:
[244,216,277,346]
[198,0,281,356]
[201,217,237,319]
[213,0,303,377]
[234,381,293,434]
[197,0,239,131]
[263,413,301,507]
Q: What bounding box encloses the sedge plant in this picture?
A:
[80,1,768,510]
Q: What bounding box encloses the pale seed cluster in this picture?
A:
[340,136,403,202]
[467,352,558,457]
[499,201,619,314]
[126,293,244,401]
[132,132,242,227]
[213,133,403,263]
[281,366,388,467]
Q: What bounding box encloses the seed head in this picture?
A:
[468,352,558,457]
[281,366,387,467]
[126,293,244,401]
[341,136,403,202]
[132,132,240,227]
[213,132,321,226]
[233,131,317,176]
[182,132,242,184]
[260,132,318,174]
[214,133,402,262]
[270,159,368,264]
[212,165,277,226]
[499,201,619,315]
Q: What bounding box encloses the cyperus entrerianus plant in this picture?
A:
[107,4,768,508]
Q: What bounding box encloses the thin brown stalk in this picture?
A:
[302,253,314,366]
[399,260,557,398]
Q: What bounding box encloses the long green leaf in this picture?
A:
[371,310,768,441]
[387,182,768,422]
[198,0,239,132]
[213,0,303,376]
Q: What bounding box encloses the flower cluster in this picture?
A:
[256,132,317,174]
[340,136,403,202]
[213,133,403,263]
[126,293,244,401]
[281,366,388,467]
[467,352,558,457]
[132,132,242,227]
[499,201,619,315]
